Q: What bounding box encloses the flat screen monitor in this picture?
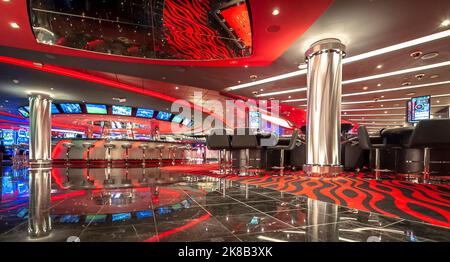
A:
[2,129,15,146]
[156,111,172,121]
[51,104,60,114]
[85,214,107,223]
[182,118,191,126]
[136,210,154,219]
[136,108,155,118]
[60,103,82,114]
[86,104,107,114]
[112,213,131,222]
[112,105,132,116]
[172,114,183,124]
[410,95,431,123]
[248,110,261,129]
[18,107,29,118]
[59,215,80,223]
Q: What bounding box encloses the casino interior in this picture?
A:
[0,0,450,243]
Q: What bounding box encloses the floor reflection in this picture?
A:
[0,166,449,242]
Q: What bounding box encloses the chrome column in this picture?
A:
[303,39,346,175]
[28,93,53,238]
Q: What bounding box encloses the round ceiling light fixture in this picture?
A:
[272,8,280,16]
[415,73,425,80]
[401,81,412,86]
[410,51,423,59]
[430,74,439,79]
[12,79,19,84]
[421,52,439,60]
[406,92,416,96]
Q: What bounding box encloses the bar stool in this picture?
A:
[404,119,450,183]
[104,142,116,164]
[358,126,389,180]
[268,129,299,176]
[206,129,232,174]
[121,168,132,187]
[184,144,192,164]
[156,144,165,166]
[62,142,74,166]
[121,143,132,166]
[231,128,260,176]
[82,142,95,167]
[103,167,115,187]
[138,143,149,167]
[168,145,177,166]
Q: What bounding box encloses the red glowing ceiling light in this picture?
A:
[220,3,253,48]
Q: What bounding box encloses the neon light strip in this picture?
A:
[343,107,404,112]
[227,29,450,90]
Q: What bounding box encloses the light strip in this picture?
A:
[264,61,450,97]
[256,236,288,242]
[343,61,450,84]
[348,118,405,122]
[358,123,402,126]
[51,128,85,134]
[227,29,450,91]
[343,106,404,112]
[342,97,410,105]
[342,80,450,97]
[226,69,307,91]
[342,113,404,116]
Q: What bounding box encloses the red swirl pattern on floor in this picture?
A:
[162,164,450,228]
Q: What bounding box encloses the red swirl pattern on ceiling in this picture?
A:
[220,3,252,48]
[163,0,238,60]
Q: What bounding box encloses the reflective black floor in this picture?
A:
[1,166,450,242]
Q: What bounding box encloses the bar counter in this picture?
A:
[52,138,202,166]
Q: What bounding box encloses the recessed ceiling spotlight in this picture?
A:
[376,64,383,69]
[406,92,416,96]
[12,79,19,84]
[272,8,280,16]
[402,81,412,86]
[377,83,382,87]
[260,88,264,92]
[437,100,440,103]
[244,65,249,68]
[441,20,450,27]
[288,96,291,99]
[381,104,384,107]
[384,111,388,114]
[50,88,54,90]
[415,73,425,80]
[237,81,241,83]
[430,74,439,79]
[410,51,423,59]
[363,86,369,90]
[250,75,258,80]
[9,22,19,29]
[175,86,179,90]
[5,100,9,103]
[421,52,439,60]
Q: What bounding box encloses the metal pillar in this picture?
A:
[303,39,346,175]
[28,93,52,238]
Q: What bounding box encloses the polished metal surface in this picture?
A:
[29,93,52,165]
[304,39,346,175]
[306,198,339,242]
[27,167,52,238]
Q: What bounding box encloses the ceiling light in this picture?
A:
[380,104,384,107]
[410,51,423,59]
[12,79,19,84]
[363,86,369,90]
[342,106,403,112]
[430,74,439,79]
[380,95,385,98]
[257,87,307,97]
[406,92,416,96]
[437,100,440,103]
[288,96,291,99]
[272,8,280,16]
[244,65,249,68]
[348,118,405,122]
[175,86,179,90]
[421,52,439,60]
[376,83,382,87]
[342,113,404,117]
[384,111,388,114]
[226,30,450,91]
[441,20,450,27]
[9,22,19,29]
[376,64,383,69]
